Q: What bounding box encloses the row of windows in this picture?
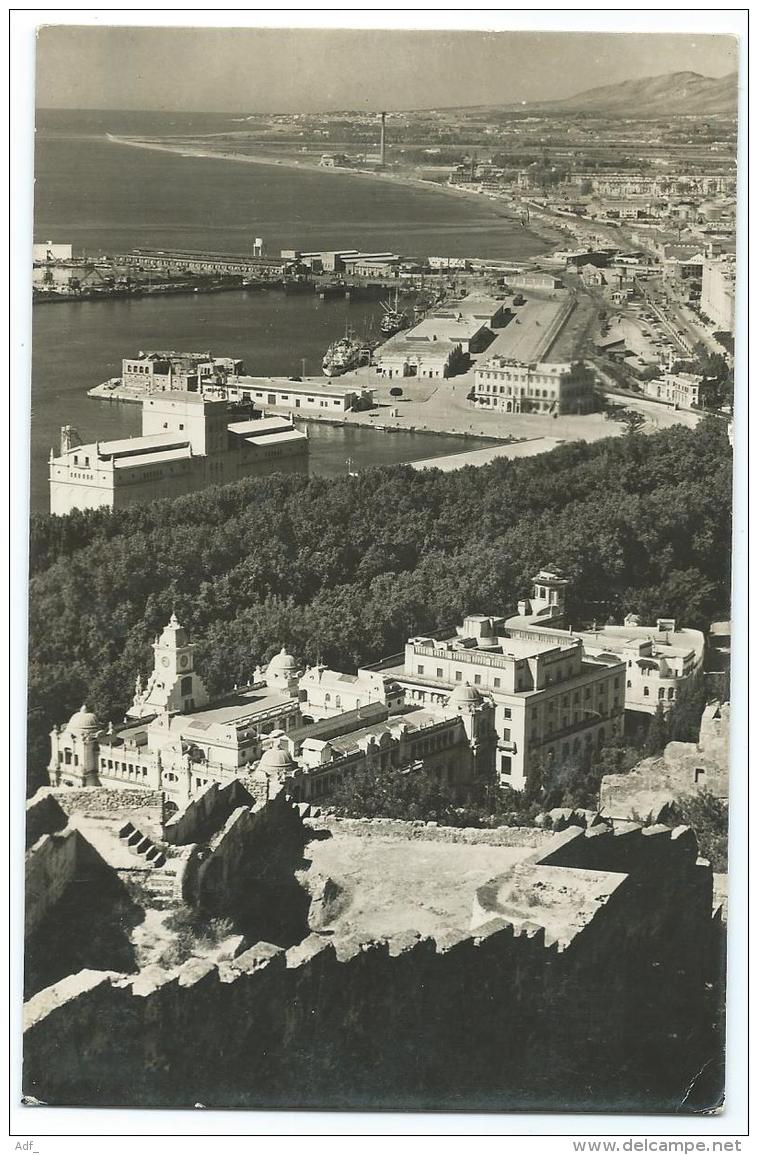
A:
[102,757,148,778]
[411,728,456,759]
[479,382,558,400]
[481,370,560,387]
[635,684,676,700]
[419,663,506,690]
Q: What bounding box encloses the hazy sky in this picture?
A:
[36,25,738,113]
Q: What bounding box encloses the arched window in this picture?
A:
[324,693,331,703]
[643,686,650,697]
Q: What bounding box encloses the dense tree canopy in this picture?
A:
[27,419,733,792]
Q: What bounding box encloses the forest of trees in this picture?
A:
[27,418,732,794]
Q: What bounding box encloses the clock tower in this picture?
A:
[128,613,209,719]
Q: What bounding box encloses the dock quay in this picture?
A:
[404,437,563,472]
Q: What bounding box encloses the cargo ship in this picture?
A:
[322,329,376,377]
[379,289,408,337]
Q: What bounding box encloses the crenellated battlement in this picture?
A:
[23,809,720,1112]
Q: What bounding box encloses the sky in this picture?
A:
[35,25,738,113]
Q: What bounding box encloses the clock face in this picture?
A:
[161,656,170,668]
[179,655,189,670]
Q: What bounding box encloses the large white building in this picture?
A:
[363,570,625,792]
[48,393,308,515]
[472,359,596,415]
[48,616,497,811]
[643,371,701,410]
[503,568,705,718]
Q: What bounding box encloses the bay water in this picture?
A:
[30,111,547,513]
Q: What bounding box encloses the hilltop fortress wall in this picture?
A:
[23,818,721,1113]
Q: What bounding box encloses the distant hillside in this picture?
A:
[438,70,738,119]
[551,70,737,117]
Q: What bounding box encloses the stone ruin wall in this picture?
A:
[181,791,309,944]
[163,778,255,846]
[310,814,556,848]
[44,786,165,813]
[25,827,113,937]
[23,822,722,1113]
[26,830,82,936]
[599,702,730,821]
[25,792,69,850]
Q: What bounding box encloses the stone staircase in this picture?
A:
[118,821,167,868]
[135,864,180,911]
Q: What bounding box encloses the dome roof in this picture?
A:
[447,682,482,710]
[257,745,296,772]
[266,647,298,674]
[67,704,100,734]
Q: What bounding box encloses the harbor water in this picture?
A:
[30,111,547,514]
[30,291,498,514]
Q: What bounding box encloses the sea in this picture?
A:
[29,109,552,514]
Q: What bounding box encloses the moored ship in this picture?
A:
[379,289,409,337]
[322,329,376,377]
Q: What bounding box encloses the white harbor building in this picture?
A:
[49,392,308,515]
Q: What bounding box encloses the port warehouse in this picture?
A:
[103,248,405,279]
[33,243,535,282]
[373,293,573,382]
[117,249,293,276]
[281,249,402,276]
[225,376,375,413]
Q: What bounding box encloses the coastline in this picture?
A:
[104,133,562,252]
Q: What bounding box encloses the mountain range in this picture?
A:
[449,70,738,118]
[547,70,738,117]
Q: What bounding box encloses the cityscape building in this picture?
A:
[48,393,308,515]
[643,371,702,410]
[120,351,243,393]
[472,359,596,414]
[48,614,497,810]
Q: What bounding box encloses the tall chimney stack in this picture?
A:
[380,111,386,166]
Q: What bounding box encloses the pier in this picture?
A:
[404,437,563,472]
